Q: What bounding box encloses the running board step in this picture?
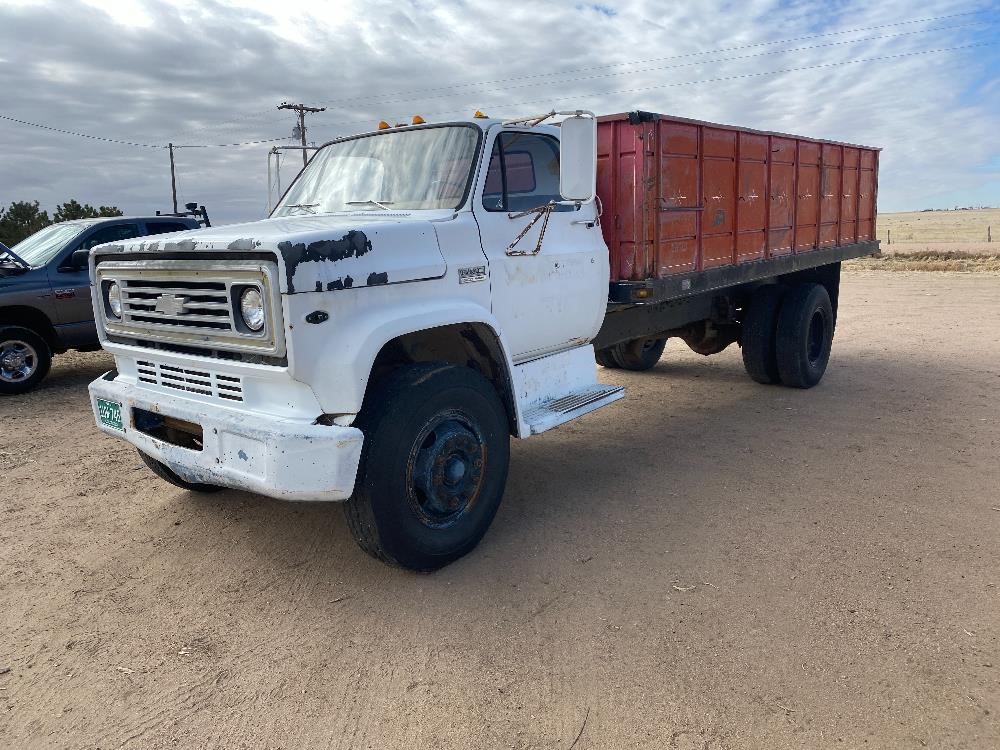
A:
[523,384,625,435]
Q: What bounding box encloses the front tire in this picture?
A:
[137,450,224,493]
[0,326,52,395]
[344,363,510,571]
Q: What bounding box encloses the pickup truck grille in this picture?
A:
[136,359,244,402]
[95,259,284,357]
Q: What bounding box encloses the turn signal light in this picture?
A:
[412,115,425,124]
[635,288,651,299]
[473,110,488,119]
[377,120,390,129]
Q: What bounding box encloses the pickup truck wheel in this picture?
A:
[137,449,225,493]
[344,362,510,571]
[740,285,786,384]
[0,326,52,395]
[775,283,834,388]
[609,337,666,371]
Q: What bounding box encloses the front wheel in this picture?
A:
[344,363,510,571]
[0,326,52,395]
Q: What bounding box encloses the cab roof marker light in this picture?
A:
[377,120,391,129]
[412,115,425,124]
[473,110,488,119]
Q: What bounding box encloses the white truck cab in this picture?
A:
[88,112,624,570]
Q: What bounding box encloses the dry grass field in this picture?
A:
[876,207,999,246]
[843,207,1000,271]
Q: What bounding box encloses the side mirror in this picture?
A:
[70,248,90,269]
[559,113,597,203]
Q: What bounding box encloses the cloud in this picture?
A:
[0,0,997,223]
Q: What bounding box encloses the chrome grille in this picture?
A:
[96,260,284,356]
[136,359,244,402]
[122,280,234,332]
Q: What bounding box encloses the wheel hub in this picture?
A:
[0,340,36,382]
[807,311,826,363]
[411,418,486,525]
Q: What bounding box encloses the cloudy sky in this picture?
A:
[1,0,998,224]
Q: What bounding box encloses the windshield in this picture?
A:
[272,125,480,216]
[11,223,89,267]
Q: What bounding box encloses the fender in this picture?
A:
[283,282,520,420]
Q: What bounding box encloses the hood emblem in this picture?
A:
[154,294,187,316]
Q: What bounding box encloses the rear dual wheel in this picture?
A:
[741,282,834,388]
[775,283,834,388]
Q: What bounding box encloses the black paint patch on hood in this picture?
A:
[277,230,373,293]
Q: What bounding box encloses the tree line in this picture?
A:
[0,200,123,247]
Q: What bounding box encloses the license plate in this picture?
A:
[97,398,124,431]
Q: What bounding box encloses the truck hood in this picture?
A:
[97,213,447,294]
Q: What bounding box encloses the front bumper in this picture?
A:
[88,373,363,501]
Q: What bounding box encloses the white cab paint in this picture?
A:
[89,116,620,503]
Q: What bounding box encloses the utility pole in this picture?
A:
[277,102,326,168]
[168,143,178,213]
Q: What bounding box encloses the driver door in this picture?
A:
[472,129,606,362]
[49,222,140,326]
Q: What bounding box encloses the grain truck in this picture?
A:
[87,109,880,570]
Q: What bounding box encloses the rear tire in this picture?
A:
[740,285,785,384]
[775,283,834,389]
[137,449,225,493]
[0,326,52,395]
[594,347,620,368]
[608,337,667,371]
[344,363,510,571]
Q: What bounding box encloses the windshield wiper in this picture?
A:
[0,242,30,271]
[345,200,394,211]
[285,203,320,214]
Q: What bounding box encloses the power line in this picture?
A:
[312,10,990,108]
[316,22,986,111]
[158,10,992,140]
[307,40,995,137]
[0,114,162,148]
[0,114,290,149]
[173,136,293,148]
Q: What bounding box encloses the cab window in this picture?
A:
[483,132,562,212]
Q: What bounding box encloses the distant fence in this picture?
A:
[881,226,992,245]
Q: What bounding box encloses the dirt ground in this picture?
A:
[1,272,998,750]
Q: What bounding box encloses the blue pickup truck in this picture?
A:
[0,215,200,394]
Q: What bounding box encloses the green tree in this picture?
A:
[53,199,122,222]
[0,200,52,247]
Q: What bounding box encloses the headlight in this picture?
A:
[107,282,122,319]
[239,287,265,332]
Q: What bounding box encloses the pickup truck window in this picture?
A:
[272,125,480,215]
[11,222,89,267]
[78,224,140,251]
[483,132,561,212]
[145,221,191,235]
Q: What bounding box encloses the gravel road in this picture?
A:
[1,271,998,749]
